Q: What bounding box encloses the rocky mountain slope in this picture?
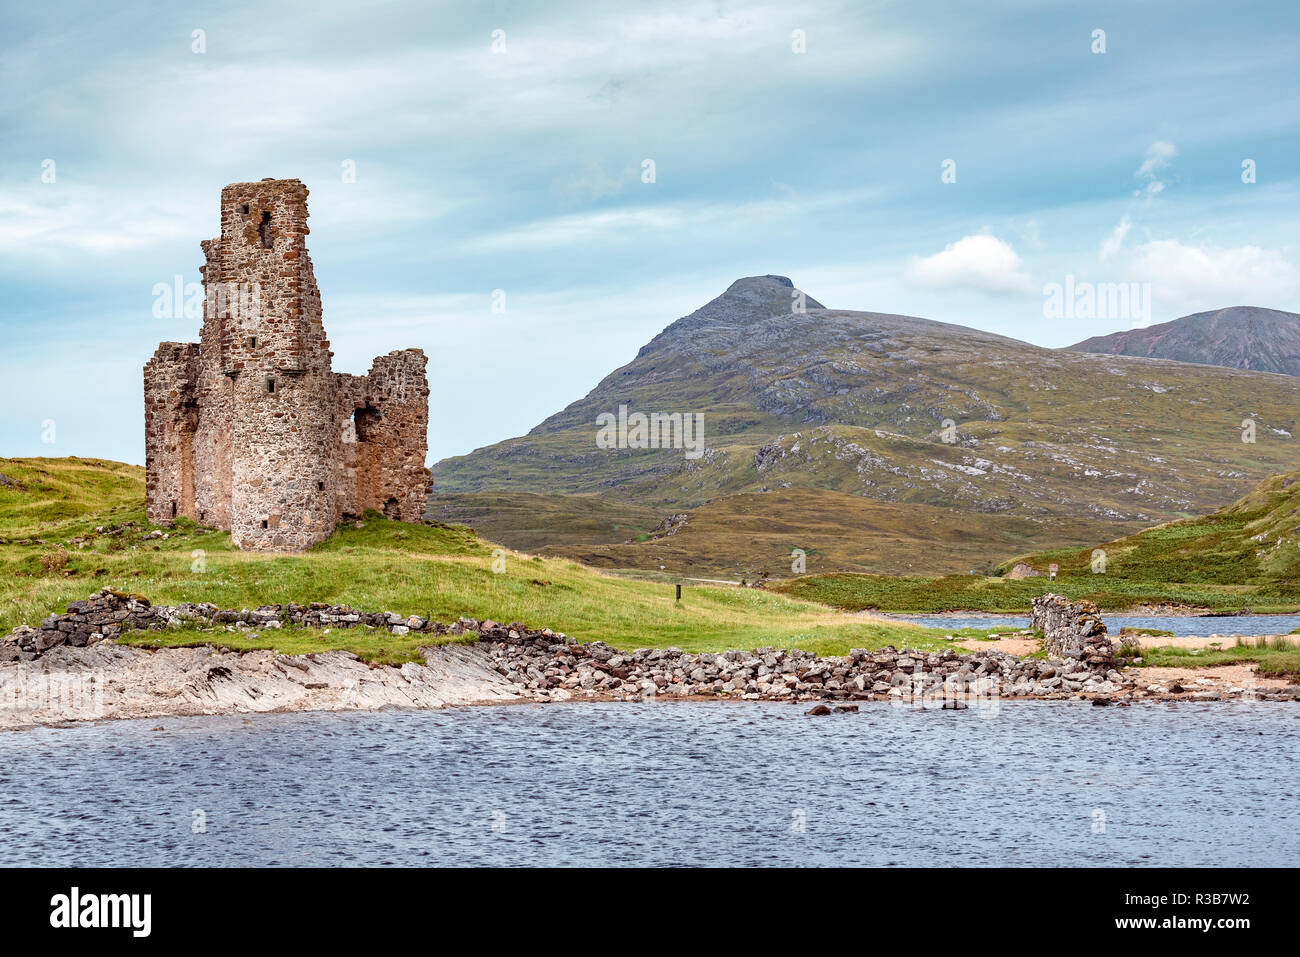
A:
[431,277,1300,574]
[1068,306,1300,376]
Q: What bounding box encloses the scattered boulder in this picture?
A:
[1006,562,1042,579]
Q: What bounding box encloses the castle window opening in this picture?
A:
[239,203,250,215]
[171,501,177,518]
[258,211,273,248]
[353,406,379,442]
[262,520,268,530]
[317,481,325,492]
[266,378,275,394]
[247,336,257,349]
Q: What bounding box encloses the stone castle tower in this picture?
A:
[144,178,431,551]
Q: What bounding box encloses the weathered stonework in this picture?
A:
[145,179,431,551]
[1030,593,1115,670]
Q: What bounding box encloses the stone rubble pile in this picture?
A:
[1,587,495,656]
[481,628,1126,702]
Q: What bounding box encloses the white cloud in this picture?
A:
[1134,140,1177,198]
[1127,239,1298,308]
[0,188,200,256]
[905,234,1034,295]
[1098,216,1132,263]
[557,160,636,200]
[464,206,689,251]
[464,187,879,252]
[1136,140,1177,179]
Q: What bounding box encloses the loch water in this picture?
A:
[1,701,1296,866]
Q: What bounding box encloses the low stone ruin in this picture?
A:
[5,588,1134,699]
[1031,593,1115,670]
[4,590,157,653]
[7,589,1297,706]
[2,588,480,657]
[479,628,1126,701]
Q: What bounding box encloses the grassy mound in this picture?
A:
[0,457,947,660]
[1140,636,1300,678]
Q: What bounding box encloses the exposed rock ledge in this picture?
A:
[0,642,523,731]
[4,589,1298,730]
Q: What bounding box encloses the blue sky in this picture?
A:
[2,0,1297,465]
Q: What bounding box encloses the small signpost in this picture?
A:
[1049,563,1058,581]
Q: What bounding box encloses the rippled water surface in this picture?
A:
[897,614,1300,637]
[1,702,1297,866]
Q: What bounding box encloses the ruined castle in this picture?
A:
[144,179,431,551]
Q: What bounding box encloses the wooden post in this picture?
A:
[675,583,682,602]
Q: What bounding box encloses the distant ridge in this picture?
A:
[430,277,1300,575]
[1067,306,1300,377]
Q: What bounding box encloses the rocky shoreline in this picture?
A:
[3,590,1297,730]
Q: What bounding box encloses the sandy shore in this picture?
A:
[1128,664,1294,697]
[949,631,1296,700]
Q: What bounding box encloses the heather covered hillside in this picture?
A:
[1003,468,1300,585]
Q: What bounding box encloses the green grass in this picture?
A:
[1139,636,1300,678]
[1,457,953,661]
[117,624,480,666]
[488,486,1106,579]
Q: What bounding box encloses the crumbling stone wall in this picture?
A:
[145,179,432,551]
[143,343,201,523]
[350,350,432,521]
[1031,593,1115,670]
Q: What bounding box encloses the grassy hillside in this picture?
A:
[512,487,1103,578]
[0,457,142,526]
[773,470,1300,613]
[996,469,1300,584]
[431,276,1300,574]
[0,457,947,660]
[427,491,661,552]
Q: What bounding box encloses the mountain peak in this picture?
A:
[1068,305,1300,376]
[725,274,792,293]
[638,275,824,356]
[718,274,816,308]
